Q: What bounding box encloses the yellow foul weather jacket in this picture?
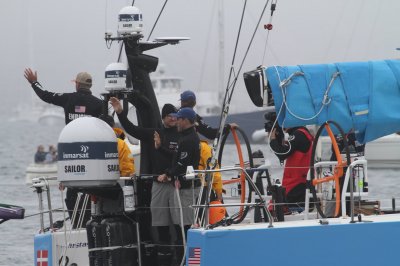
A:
[114,128,135,177]
[198,140,223,195]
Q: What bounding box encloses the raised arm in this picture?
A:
[111,97,154,142]
[109,97,123,114]
[24,68,38,84]
[23,68,67,106]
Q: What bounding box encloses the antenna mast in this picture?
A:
[218,0,225,104]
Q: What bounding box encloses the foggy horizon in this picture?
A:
[1,0,400,119]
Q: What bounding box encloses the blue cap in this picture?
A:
[180,90,196,101]
[172,107,196,120]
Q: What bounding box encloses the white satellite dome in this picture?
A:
[57,117,120,188]
[105,62,128,91]
[117,6,143,35]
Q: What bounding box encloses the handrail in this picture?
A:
[305,158,367,220]
[192,166,274,228]
[31,176,55,232]
[193,202,267,208]
[341,159,368,220]
[230,129,246,219]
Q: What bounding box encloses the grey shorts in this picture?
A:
[151,182,175,226]
[171,187,200,226]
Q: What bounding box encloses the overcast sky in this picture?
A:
[1,0,400,118]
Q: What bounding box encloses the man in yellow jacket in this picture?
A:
[198,140,223,201]
[197,140,227,225]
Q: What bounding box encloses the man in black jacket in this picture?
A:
[24,68,103,124]
[157,107,200,264]
[109,97,180,265]
[24,68,103,228]
[110,97,179,177]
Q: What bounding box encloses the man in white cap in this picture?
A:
[24,68,103,124]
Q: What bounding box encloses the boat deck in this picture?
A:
[187,213,400,266]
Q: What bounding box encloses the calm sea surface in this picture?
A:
[1,119,400,266]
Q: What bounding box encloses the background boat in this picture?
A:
[152,65,267,140]
[37,107,64,127]
[25,162,57,185]
[320,133,400,169]
[10,102,64,127]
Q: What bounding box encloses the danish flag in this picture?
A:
[37,250,48,266]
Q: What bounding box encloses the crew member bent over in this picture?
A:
[270,126,314,209]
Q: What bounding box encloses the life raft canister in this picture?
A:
[209,200,226,225]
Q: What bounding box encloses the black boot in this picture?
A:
[171,241,184,266]
[157,242,172,266]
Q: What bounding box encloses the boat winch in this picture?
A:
[57,117,119,188]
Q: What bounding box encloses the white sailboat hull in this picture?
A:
[25,163,58,185]
[320,134,400,168]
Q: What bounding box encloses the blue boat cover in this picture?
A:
[265,60,400,143]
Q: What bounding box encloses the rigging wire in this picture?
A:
[223,0,248,106]
[213,0,271,164]
[206,0,272,225]
[227,0,270,99]
[105,0,108,36]
[215,0,271,143]
[147,0,169,41]
[197,0,218,91]
[343,0,365,60]
[213,0,248,156]
[322,0,348,61]
[117,42,124,63]
[363,1,383,58]
[261,0,277,65]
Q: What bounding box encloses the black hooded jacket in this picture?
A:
[31,81,103,124]
[117,111,180,175]
[166,126,200,188]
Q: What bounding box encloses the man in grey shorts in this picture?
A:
[110,98,180,265]
[157,107,201,263]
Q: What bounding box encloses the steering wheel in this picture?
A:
[309,121,350,218]
[219,126,254,223]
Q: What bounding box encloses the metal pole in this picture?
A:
[136,222,142,266]
[37,188,44,232]
[45,181,54,230]
[349,164,355,223]
[243,170,273,227]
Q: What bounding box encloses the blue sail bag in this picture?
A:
[265,60,400,143]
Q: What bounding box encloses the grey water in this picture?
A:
[1,120,400,266]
